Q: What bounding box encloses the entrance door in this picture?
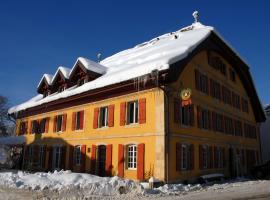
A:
[97,145,106,176]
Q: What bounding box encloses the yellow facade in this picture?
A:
[16,50,262,183]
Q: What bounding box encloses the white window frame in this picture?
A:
[74,145,82,166]
[53,146,62,170]
[127,144,137,170]
[98,106,108,128]
[56,115,63,132]
[127,101,138,125]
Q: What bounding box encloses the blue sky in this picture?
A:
[0,0,270,107]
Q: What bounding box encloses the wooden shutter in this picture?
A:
[42,145,47,168]
[205,76,209,95]
[53,116,57,132]
[106,144,113,176]
[45,118,50,133]
[208,110,212,130]
[139,98,146,124]
[71,112,76,131]
[209,79,213,97]
[61,146,66,170]
[108,105,115,127]
[223,147,226,168]
[174,98,180,123]
[137,143,145,181]
[62,114,67,132]
[195,69,200,90]
[209,146,213,169]
[80,111,84,130]
[80,145,86,172]
[91,145,97,174]
[118,144,124,178]
[93,108,99,129]
[212,112,216,131]
[214,146,218,168]
[197,106,201,128]
[190,104,194,126]
[69,146,74,171]
[120,102,126,126]
[176,142,181,171]
[189,144,194,170]
[48,146,53,171]
[199,145,203,170]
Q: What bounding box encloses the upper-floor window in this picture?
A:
[54,114,66,133]
[210,80,221,100]
[127,144,137,169]
[39,146,46,168]
[222,86,232,105]
[242,98,249,113]
[224,116,234,135]
[234,120,243,136]
[19,121,27,135]
[216,113,224,133]
[181,104,194,126]
[208,53,227,76]
[230,69,236,82]
[198,106,210,130]
[232,92,240,109]
[31,120,39,134]
[195,70,208,94]
[76,111,84,130]
[127,101,138,124]
[39,118,46,134]
[74,146,82,165]
[244,123,257,139]
[99,107,108,128]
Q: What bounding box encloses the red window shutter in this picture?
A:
[93,108,99,129]
[106,144,113,176]
[139,98,146,124]
[62,114,67,131]
[61,146,66,170]
[69,146,74,171]
[209,146,213,169]
[199,145,203,170]
[176,142,181,171]
[137,143,145,181]
[174,98,180,123]
[195,69,200,90]
[29,120,33,134]
[71,112,76,131]
[190,104,194,126]
[45,118,50,133]
[80,111,84,130]
[108,105,115,127]
[118,144,124,178]
[53,116,57,132]
[189,144,194,170]
[214,146,218,168]
[80,145,86,172]
[197,106,201,128]
[120,102,126,126]
[91,145,97,174]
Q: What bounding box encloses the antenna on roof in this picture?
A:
[97,53,102,63]
[192,10,199,23]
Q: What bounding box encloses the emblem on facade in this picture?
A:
[180,88,192,106]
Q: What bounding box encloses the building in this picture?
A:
[9,14,265,183]
[260,105,270,163]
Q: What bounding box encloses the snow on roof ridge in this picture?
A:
[51,66,71,84]
[37,73,53,89]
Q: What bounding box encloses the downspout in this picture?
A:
[159,85,170,183]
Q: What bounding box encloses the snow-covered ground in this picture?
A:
[0,170,269,200]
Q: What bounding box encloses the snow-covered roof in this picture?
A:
[37,74,53,89]
[51,66,71,84]
[8,22,245,114]
[74,57,107,75]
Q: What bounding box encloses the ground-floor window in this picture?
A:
[127,144,137,169]
[74,146,82,166]
[202,145,208,169]
[39,146,46,168]
[53,146,62,169]
[216,147,224,168]
[29,146,33,165]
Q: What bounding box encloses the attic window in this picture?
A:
[58,85,65,93]
[77,78,87,86]
[43,91,50,98]
[208,52,227,76]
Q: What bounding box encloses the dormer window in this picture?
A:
[58,85,65,93]
[43,90,50,98]
[77,78,86,86]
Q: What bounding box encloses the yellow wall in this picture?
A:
[17,88,165,181]
[167,51,260,182]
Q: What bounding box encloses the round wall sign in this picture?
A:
[181,88,192,101]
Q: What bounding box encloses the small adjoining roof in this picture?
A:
[37,74,53,89]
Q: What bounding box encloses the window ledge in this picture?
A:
[126,168,137,171]
[125,123,139,128]
[97,126,109,130]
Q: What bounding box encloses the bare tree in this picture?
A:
[0,95,15,136]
